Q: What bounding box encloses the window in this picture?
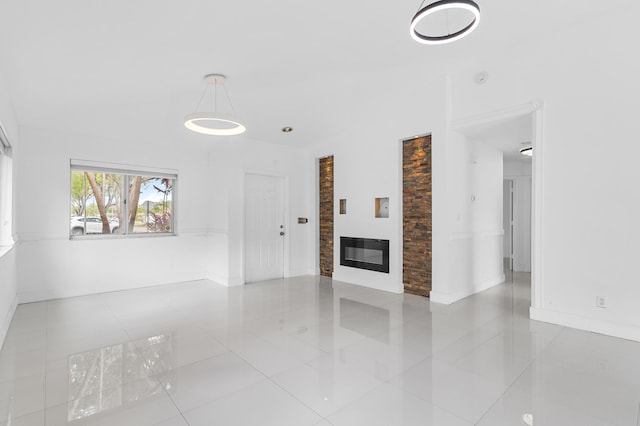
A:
[70,161,176,238]
[0,123,12,248]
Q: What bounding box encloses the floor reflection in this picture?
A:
[339,298,390,344]
[66,334,172,422]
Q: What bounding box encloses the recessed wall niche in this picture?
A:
[339,199,347,214]
[375,197,389,218]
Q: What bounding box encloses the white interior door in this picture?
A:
[244,173,285,283]
[503,179,514,271]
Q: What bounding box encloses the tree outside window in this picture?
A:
[70,166,175,237]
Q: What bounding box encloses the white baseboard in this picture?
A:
[530,307,640,343]
[207,272,229,286]
[0,295,18,351]
[227,276,244,287]
[287,268,316,278]
[430,274,505,305]
[18,278,213,304]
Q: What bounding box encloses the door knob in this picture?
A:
[280,231,285,236]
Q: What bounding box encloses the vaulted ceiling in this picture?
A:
[0,0,632,149]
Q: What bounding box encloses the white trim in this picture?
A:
[0,294,17,351]
[531,106,545,310]
[227,275,244,287]
[0,121,11,155]
[530,307,640,343]
[71,159,178,178]
[17,279,215,305]
[314,157,321,276]
[180,228,228,236]
[398,138,404,294]
[288,268,315,277]
[451,100,543,130]
[207,272,229,286]
[0,244,14,259]
[430,274,505,305]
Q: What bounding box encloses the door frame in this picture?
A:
[451,100,545,312]
[241,170,290,284]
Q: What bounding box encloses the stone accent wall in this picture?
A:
[403,136,432,297]
[319,156,334,277]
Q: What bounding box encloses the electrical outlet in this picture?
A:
[596,296,607,309]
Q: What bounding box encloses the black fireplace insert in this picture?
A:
[340,237,389,273]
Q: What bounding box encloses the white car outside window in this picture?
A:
[70,217,119,235]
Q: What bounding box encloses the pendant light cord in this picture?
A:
[193,76,236,115]
[222,84,238,115]
[194,84,210,113]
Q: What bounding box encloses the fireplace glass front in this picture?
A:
[340,237,389,273]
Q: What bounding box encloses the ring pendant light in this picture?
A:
[410,0,480,45]
[184,74,246,136]
[520,146,533,157]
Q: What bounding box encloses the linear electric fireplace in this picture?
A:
[340,237,389,273]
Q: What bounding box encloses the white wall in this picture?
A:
[0,70,18,349]
[208,138,315,285]
[15,126,215,302]
[14,127,314,302]
[450,4,640,341]
[430,132,505,303]
[308,71,504,301]
[310,72,449,294]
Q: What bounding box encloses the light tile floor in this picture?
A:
[1,273,640,425]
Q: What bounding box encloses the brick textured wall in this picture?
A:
[403,136,432,297]
[319,156,334,277]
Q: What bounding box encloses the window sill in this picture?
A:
[69,233,177,241]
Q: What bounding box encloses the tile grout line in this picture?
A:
[471,326,569,425]
[159,383,192,426]
[222,345,330,422]
[264,373,329,422]
[108,301,192,426]
[384,367,474,426]
[226,346,326,419]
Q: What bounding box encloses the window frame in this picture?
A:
[0,122,13,252]
[69,160,178,240]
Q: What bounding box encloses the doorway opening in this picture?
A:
[452,101,542,310]
[503,161,532,275]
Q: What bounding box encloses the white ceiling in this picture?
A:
[0,0,633,148]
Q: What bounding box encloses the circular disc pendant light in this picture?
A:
[184,74,246,136]
[410,0,481,45]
